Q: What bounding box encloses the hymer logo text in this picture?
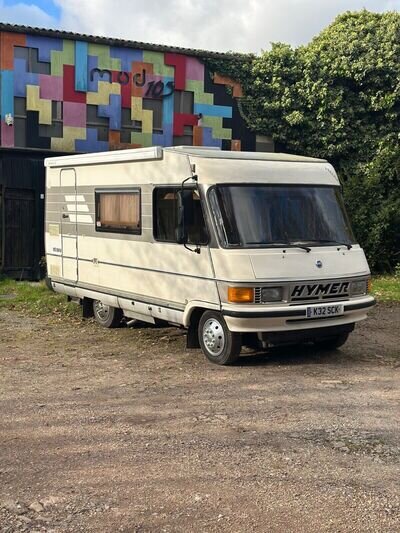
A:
[291,282,350,299]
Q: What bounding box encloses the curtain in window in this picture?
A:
[99,193,140,229]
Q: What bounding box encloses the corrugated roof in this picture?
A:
[0,22,253,60]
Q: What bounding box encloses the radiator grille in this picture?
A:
[251,278,358,305]
[254,287,262,304]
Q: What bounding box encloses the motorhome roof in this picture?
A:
[44,146,326,168]
[165,146,327,163]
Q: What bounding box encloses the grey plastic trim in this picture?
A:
[52,278,186,312]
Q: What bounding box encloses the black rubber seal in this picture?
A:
[344,299,376,311]
[222,309,305,318]
[223,298,376,319]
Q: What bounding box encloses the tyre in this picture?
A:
[93,300,122,328]
[198,311,241,365]
[315,332,350,350]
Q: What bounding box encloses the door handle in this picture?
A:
[62,213,69,219]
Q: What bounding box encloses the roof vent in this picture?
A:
[171,146,221,151]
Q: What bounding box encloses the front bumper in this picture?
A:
[222,295,376,333]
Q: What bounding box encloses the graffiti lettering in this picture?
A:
[145,80,174,98]
[90,67,112,83]
[117,71,130,85]
[132,69,146,87]
[90,68,174,98]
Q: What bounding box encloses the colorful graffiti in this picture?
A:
[0,30,250,152]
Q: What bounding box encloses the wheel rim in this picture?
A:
[202,318,225,356]
[94,300,111,322]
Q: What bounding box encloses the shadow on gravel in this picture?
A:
[235,344,345,367]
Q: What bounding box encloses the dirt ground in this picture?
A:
[0,303,399,533]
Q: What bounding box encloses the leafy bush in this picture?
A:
[341,134,400,271]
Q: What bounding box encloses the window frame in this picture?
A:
[207,183,355,250]
[173,90,194,115]
[120,107,142,144]
[14,97,27,148]
[87,104,110,142]
[142,97,163,133]
[173,125,194,146]
[95,187,142,235]
[38,101,63,138]
[152,185,209,245]
[14,46,50,75]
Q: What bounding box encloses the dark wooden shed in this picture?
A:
[0,149,63,280]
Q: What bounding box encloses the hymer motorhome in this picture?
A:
[45,146,375,364]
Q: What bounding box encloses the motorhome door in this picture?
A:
[60,168,78,282]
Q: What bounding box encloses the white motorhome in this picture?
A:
[45,146,375,364]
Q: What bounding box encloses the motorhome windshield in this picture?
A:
[209,185,355,249]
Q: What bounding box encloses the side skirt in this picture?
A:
[53,281,185,327]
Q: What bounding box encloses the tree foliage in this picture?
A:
[205,10,400,271]
[341,135,400,272]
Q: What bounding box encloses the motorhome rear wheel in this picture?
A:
[93,300,122,328]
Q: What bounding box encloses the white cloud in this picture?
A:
[54,0,400,52]
[0,1,58,29]
[2,0,400,53]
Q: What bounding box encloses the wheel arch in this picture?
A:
[183,301,221,328]
[184,302,221,350]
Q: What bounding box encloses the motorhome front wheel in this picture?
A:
[198,311,241,365]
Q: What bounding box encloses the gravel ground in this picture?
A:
[0,303,399,532]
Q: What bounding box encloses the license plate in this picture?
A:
[306,304,344,319]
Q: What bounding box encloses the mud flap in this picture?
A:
[82,297,94,319]
[186,323,200,349]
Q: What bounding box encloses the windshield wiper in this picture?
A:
[308,239,353,250]
[280,241,311,252]
[246,241,311,252]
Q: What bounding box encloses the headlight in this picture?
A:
[351,280,367,296]
[228,287,254,303]
[261,287,283,302]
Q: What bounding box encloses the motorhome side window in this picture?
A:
[95,189,141,234]
[154,187,208,244]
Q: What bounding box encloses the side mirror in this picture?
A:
[176,189,194,244]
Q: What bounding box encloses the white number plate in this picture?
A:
[306,304,344,318]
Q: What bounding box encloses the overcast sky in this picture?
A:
[0,0,399,53]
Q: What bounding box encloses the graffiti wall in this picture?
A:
[0,30,253,152]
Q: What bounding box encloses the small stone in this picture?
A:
[3,500,28,515]
[333,441,346,448]
[2,500,18,513]
[41,496,60,508]
[36,515,51,522]
[19,516,32,524]
[29,501,44,513]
